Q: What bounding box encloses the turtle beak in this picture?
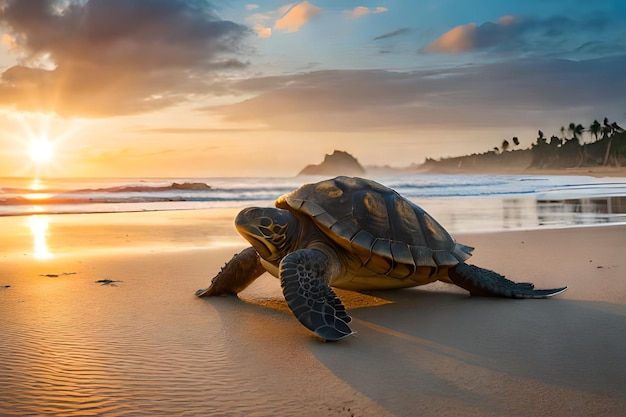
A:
[235,207,292,261]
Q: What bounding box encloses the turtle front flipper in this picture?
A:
[196,247,266,297]
[280,249,353,341]
[448,263,567,299]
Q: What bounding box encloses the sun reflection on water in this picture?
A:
[29,178,45,190]
[24,178,53,201]
[27,215,54,260]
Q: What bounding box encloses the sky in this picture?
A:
[0,0,625,178]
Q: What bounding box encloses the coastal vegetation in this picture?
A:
[422,117,626,172]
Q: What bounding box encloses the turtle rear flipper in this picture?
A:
[449,263,567,299]
[280,249,353,341]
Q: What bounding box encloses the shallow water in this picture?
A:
[2,174,626,232]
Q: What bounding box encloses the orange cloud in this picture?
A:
[423,22,477,53]
[274,1,322,33]
[253,24,272,38]
[1,33,17,47]
[349,6,388,19]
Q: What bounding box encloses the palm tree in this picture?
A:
[536,130,546,145]
[549,135,562,146]
[568,122,584,143]
[601,117,613,139]
[589,120,601,142]
[600,118,626,165]
[611,121,624,133]
[577,124,585,140]
[602,118,616,165]
[501,139,510,152]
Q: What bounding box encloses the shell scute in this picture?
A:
[410,245,437,267]
[350,229,376,258]
[389,195,427,246]
[420,211,453,250]
[433,250,461,266]
[313,211,338,229]
[315,180,345,199]
[367,239,394,274]
[329,219,360,245]
[352,190,391,238]
[389,241,416,278]
[300,200,326,217]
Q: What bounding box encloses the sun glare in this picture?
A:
[29,137,54,164]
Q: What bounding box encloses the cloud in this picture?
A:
[421,14,624,56]
[274,1,322,33]
[423,22,478,53]
[1,33,17,48]
[208,56,626,132]
[246,2,321,37]
[253,24,273,38]
[422,16,524,53]
[0,0,251,117]
[349,6,388,19]
[246,4,260,11]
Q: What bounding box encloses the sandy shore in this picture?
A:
[1,209,625,416]
[522,165,626,178]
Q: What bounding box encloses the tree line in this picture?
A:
[497,117,626,168]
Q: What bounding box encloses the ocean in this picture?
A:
[2,174,626,232]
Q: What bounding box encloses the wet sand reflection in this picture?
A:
[27,215,54,259]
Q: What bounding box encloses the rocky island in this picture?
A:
[298,150,366,176]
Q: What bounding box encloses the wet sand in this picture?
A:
[1,209,625,416]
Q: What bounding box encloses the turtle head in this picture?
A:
[235,207,298,262]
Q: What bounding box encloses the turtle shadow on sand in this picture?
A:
[201,286,626,417]
[309,289,626,417]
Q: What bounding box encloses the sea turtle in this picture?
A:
[196,176,566,341]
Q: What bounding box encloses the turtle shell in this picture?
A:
[275,176,473,279]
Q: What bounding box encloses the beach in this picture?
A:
[1,209,625,416]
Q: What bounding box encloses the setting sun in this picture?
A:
[29,137,54,164]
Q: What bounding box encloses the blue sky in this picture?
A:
[0,0,625,177]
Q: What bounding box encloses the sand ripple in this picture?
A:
[0,274,279,417]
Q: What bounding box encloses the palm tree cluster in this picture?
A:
[519,117,625,168]
[423,115,625,172]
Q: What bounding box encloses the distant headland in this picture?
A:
[299,117,626,177]
[298,150,366,176]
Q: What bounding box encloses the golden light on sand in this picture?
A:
[29,136,55,164]
[28,215,54,260]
